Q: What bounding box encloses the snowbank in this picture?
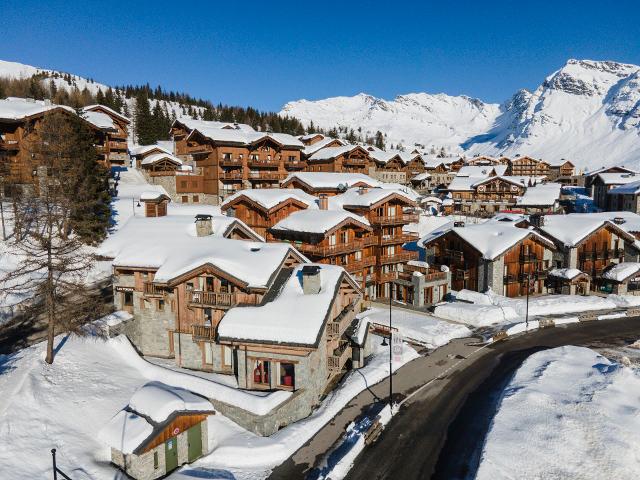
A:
[608,294,640,307]
[433,302,518,327]
[477,346,640,480]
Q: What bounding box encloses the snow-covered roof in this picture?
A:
[221,188,318,211]
[99,410,153,454]
[98,215,287,286]
[176,117,255,133]
[99,382,213,454]
[602,262,640,282]
[422,221,554,260]
[456,165,507,177]
[594,172,640,185]
[129,144,172,157]
[218,264,357,345]
[140,152,183,166]
[128,381,213,423]
[585,165,638,177]
[282,172,380,190]
[303,137,345,156]
[330,186,416,209]
[516,182,562,206]
[548,268,585,280]
[82,110,117,130]
[411,172,431,181]
[539,213,636,247]
[271,209,370,234]
[608,179,640,195]
[308,145,364,161]
[139,191,170,201]
[369,150,404,165]
[83,104,130,124]
[0,97,74,120]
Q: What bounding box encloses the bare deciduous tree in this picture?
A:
[1,112,110,363]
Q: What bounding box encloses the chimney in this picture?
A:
[613,216,626,225]
[301,265,322,295]
[454,221,465,228]
[530,213,545,227]
[358,185,369,195]
[318,194,328,210]
[195,214,213,236]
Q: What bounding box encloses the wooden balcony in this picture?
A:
[192,324,216,341]
[378,232,420,245]
[188,291,236,308]
[297,240,366,256]
[107,141,127,151]
[248,158,280,168]
[220,172,244,181]
[362,257,377,268]
[186,144,213,154]
[342,157,368,165]
[143,282,165,297]
[328,341,351,373]
[377,271,399,283]
[579,249,625,262]
[343,261,365,274]
[285,161,306,170]
[369,213,419,225]
[378,251,419,265]
[397,270,448,283]
[327,302,357,339]
[248,172,285,181]
[219,157,243,167]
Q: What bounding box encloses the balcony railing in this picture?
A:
[378,251,419,265]
[189,291,236,308]
[186,144,213,154]
[397,270,448,283]
[285,161,306,170]
[343,261,365,273]
[377,271,399,283]
[219,172,244,181]
[192,324,216,341]
[297,240,366,256]
[143,282,165,297]
[327,302,357,339]
[219,157,243,166]
[378,232,420,245]
[248,158,280,167]
[107,141,127,150]
[369,213,419,225]
[248,172,285,181]
[579,248,625,261]
[342,157,368,164]
[328,341,351,373]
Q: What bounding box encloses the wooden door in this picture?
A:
[187,423,203,462]
[165,437,179,472]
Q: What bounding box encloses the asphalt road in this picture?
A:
[344,316,640,480]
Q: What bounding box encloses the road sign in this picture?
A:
[392,332,403,363]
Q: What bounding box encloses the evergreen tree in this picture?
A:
[135,92,155,145]
[374,130,385,150]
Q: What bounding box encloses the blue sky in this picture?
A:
[2,1,639,111]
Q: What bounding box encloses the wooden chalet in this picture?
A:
[422,220,556,297]
[337,187,419,298]
[82,104,130,166]
[221,188,318,237]
[171,119,304,202]
[369,151,407,184]
[450,174,529,215]
[507,156,550,177]
[281,172,379,196]
[267,207,376,289]
[306,145,371,174]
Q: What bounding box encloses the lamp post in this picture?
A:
[381,285,393,409]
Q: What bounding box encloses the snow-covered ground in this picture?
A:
[0,329,419,479]
[476,345,640,479]
[433,289,629,329]
[357,307,471,348]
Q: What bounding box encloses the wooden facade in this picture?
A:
[507,156,550,177]
[84,105,130,166]
[221,194,311,237]
[451,176,527,215]
[306,145,371,174]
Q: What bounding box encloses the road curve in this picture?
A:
[344,316,640,480]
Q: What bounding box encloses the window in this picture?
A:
[204,343,213,365]
[220,279,230,293]
[253,359,270,385]
[279,363,295,387]
[123,291,133,307]
[193,195,199,203]
[157,299,165,311]
[181,195,188,203]
[204,308,213,325]
[153,451,159,469]
[205,276,214,291]
[222,346,233,367]
[223,152,231,160]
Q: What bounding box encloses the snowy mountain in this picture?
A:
[280,92,500,155]
[281,60,640,171]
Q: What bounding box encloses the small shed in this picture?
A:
[600,262,640,295]
[547,268,590,295]
[99,382,214,480]
[140,191,171,218]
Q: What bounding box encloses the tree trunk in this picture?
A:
[45,228,55,364]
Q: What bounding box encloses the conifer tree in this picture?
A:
[135,92,155,145]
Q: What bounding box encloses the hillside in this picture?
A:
[281,59,640,171]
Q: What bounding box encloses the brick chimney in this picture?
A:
[301,265,321,294]
[195,214,213,236]
[318,194,328,210]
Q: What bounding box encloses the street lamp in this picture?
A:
[380,286,393,409]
